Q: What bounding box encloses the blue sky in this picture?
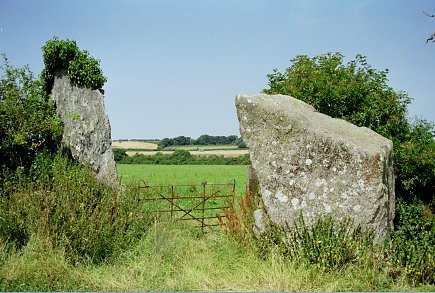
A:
[1,0,434,139]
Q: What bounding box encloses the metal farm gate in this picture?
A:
[137,180,235,232]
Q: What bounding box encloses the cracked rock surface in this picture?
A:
[52,71,118,185]
[236,93,394,240]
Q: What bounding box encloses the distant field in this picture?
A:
[114,141,243,150]
[167,145,240,151]
[126,149,249,157]
[112,140,158,150]
[114,141,249,157]
[116,164,249,199]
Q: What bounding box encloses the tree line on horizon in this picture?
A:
[157,134,246,148]
[114,149,251,165]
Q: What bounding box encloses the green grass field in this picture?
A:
[117,164,250,227]
[117,164,249,199]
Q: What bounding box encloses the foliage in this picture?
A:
[264,52,434,204]
[41,37,107,93]
[0,154,148,264]
[218,185,434,285]
[0,56,62,173]
[117,151,251,165]
[171,149,192,162]
[113,148,128,162]
[193,134,238,146]
[257,215,376,272]
[158,136,191,148]
[265,53,410,141]
[227,201,433,285]
[234,137,247,148]
[218,188,255,244]
[388,200,435,284]
[394,119,435,206]
[158,134,243,148]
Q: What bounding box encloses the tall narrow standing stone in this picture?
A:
[51,71,118,185]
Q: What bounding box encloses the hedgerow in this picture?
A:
[114,149,251,165]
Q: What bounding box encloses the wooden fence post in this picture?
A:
[201,181,207,233]
[247,166,259,204]
[170,185,174,221]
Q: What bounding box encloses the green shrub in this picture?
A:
[1,40,143,266]
[0,56,62,173]
[0,154,148,264]
[258,215,375,272]
[41,37,107,93]
[388,200,435,284]
[113,148,128,162]
[171,149,192,163]
[394,119,435,206]
[118,152,251,165]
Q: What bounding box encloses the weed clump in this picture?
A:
[387,199,435,284]
[217,188,255,244]
[218,189,434,286]
[0,154,148,264]
[257,215,376,271]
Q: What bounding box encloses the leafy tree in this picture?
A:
[0,55,62,173]
[172,136,191,146]
[158,138,172,148]
[234,137,247,149]
[265,53,410,141]
[228,135,238,144]
[194,134,212,145]
[41,37,107,93]
[158,134,243,148]
[193,134,237,145]
[264,52,434,205]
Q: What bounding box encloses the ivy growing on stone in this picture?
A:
[41,37,107,93]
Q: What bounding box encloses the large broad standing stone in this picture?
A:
[236,93,395,240]
[51,71,118,185]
